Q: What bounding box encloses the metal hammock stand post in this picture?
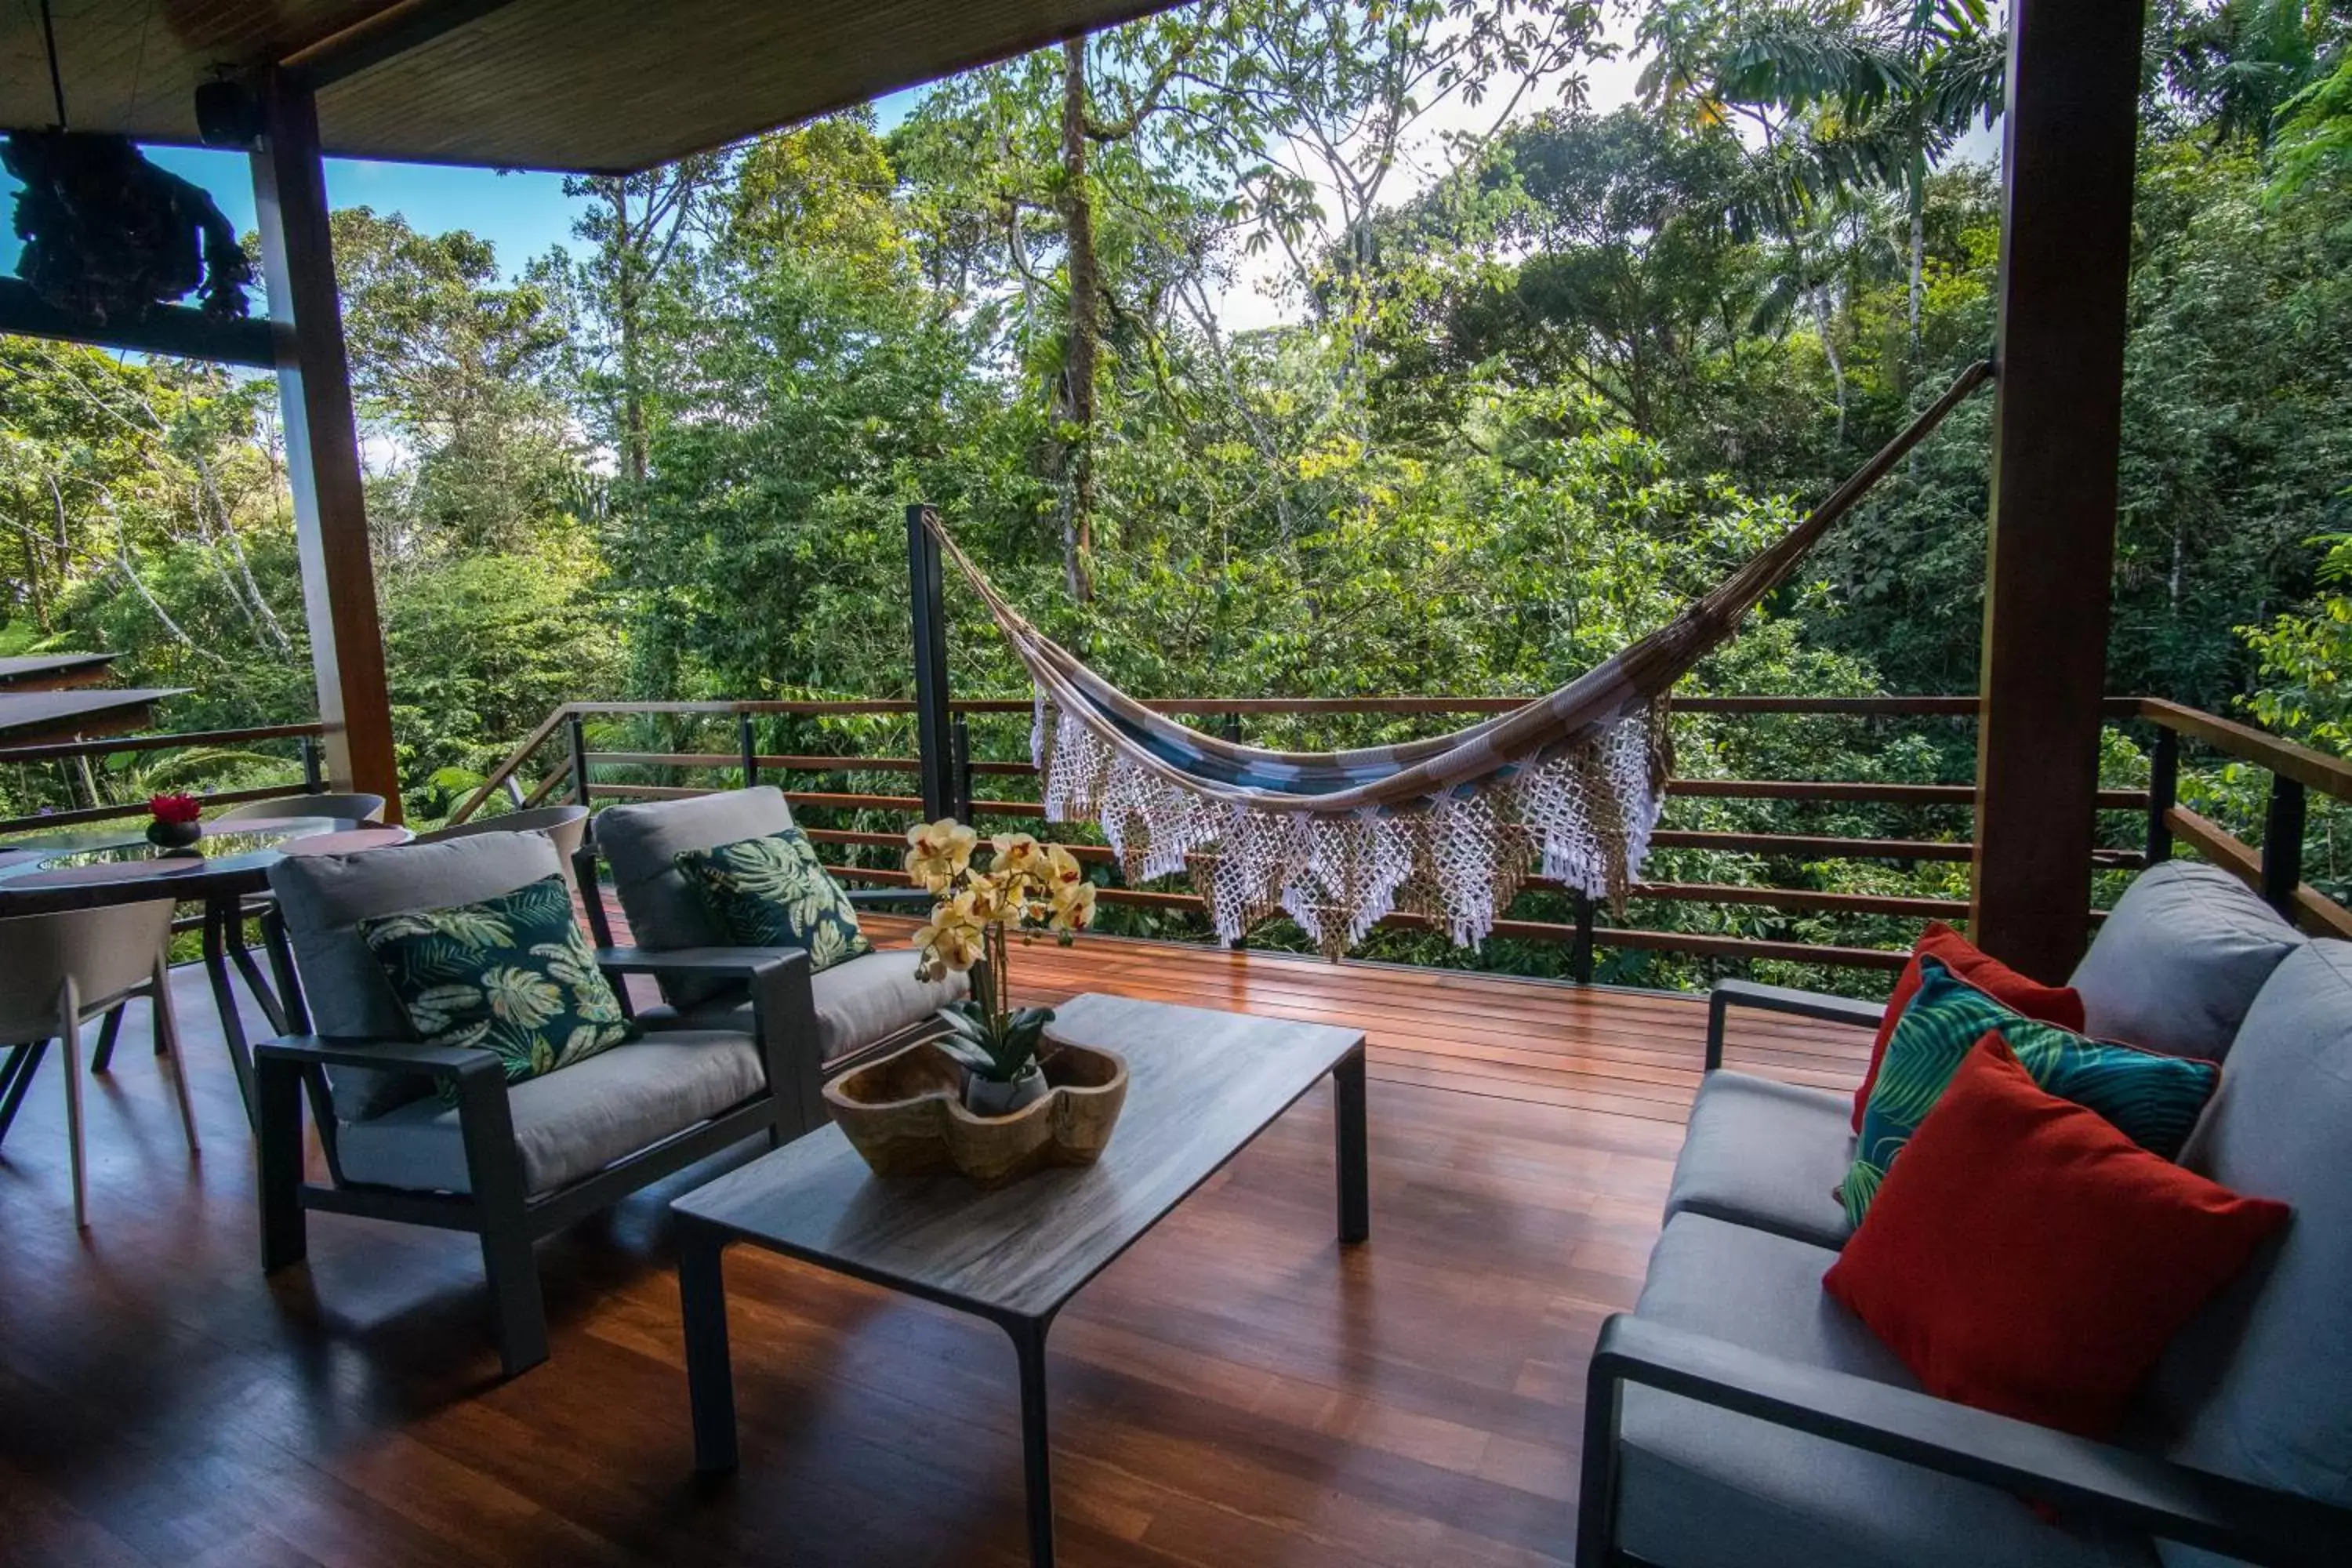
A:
[930,359,1995,956]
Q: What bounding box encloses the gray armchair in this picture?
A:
[253,830,813,1377]
[574,786,967,1074]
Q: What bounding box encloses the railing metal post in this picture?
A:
[2143,725,2177,867]
[908,503,953,820]
[950,716,974,824]
[739,713,758,789]
[1570,893,1596,985]
[2261,775,2307,918]
[1221,713,1243,745]
[567,712,590,810]
[299,734,325,793]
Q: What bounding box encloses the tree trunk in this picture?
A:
[610,183,650,488]
[1813,286,1848,446]
[1057,37,1099,604]
[1907,154,1927,359]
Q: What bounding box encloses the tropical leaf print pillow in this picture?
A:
[1843,957,2220,1226]
[361,873,637,1097]
[676,826,873,972]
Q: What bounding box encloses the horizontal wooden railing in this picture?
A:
[457,691,2351,978]
[0,722,329,836]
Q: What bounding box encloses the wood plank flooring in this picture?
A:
[0,925,1869,1567]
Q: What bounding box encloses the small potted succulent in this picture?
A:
[144,792,204,852]
[905,819,1098,1114]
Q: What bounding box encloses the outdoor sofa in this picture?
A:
[1579,861,2352,1568]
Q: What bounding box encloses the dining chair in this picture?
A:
[0,901,198,1229]
[213,793,387,826]
[415,804,589,895]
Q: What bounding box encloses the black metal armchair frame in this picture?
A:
[1704,977,1886,1072]
[256,946,815,1378]
[1577,1314,2352,1568]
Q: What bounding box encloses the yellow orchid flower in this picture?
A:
[913,898,988,978]
[904,816,977,890]
[1044,841,1085,892]
[989,832,1047,880]
[1048,879,1097,932]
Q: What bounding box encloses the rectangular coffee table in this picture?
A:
[670,991,1370,1567]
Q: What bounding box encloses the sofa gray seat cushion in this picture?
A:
[334,1029,764,1196]
[268,830,568,1120]
[594,786,797,1007]
[1664,1070,1855,1250]
[636,945,967,1063]
[2067,861,2305,1061]
[2142,939,2352,1568]
[1617,1214,2156,1568]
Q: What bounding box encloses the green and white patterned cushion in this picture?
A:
[674,826,873,973]
[361,874,637,1097]
[1843,956,2220,1225]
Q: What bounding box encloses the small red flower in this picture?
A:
[148,792,203,826]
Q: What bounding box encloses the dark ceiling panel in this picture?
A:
[1,0,1187,173]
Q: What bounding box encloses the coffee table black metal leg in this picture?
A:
[1007,1315,1056,1567]
[680,1224,739,1473]
[201,897,259,1131]
[1335,1044,1369,1243]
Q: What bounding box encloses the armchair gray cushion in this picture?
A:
[636,945,966,1063]
[334,1029,764,1196]
[2146,940,2352,1568]
[2068,862,2305,1061]
[1617,1214,2156,1568]
[269,831,564,1120]
[1664,1070,1855,1250]
[594,786,797,1007]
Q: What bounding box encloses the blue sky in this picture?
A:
[2,89,927,284]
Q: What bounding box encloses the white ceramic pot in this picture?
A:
[963,1064,1049,1117]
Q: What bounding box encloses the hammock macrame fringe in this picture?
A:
[1033,692,1671,953]
[938,361,1993,959]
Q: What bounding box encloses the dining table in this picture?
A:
[0,815,413,1130]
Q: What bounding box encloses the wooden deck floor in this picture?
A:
[0,927,1869,1567]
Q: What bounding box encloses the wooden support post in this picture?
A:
[907,504,953,821]
[1969,0,2146,980]
[252,71,402,822]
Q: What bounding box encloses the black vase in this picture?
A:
[146,818,203,852]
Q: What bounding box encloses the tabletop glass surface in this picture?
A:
[0,817,357,881]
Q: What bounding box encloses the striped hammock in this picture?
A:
[932,361,1992,956]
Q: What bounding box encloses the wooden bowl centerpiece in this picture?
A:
[825,1036,1129,1189]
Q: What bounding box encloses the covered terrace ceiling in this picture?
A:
[0,0,1181,173]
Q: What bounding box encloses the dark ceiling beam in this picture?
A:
[279,0,526,91]
[0,281,274,368]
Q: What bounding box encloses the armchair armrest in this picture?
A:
[255,1034,502,1079]
[591,945,804,978]
[847,887,934,909]
[1581,1314,2352,1568]
[593,946,826,1140]
[1706,977,1886,1070]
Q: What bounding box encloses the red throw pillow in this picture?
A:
[1853,922,2085,1131]
[1824,1034,2288,1437]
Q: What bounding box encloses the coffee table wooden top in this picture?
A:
[671,993,1365,1323]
